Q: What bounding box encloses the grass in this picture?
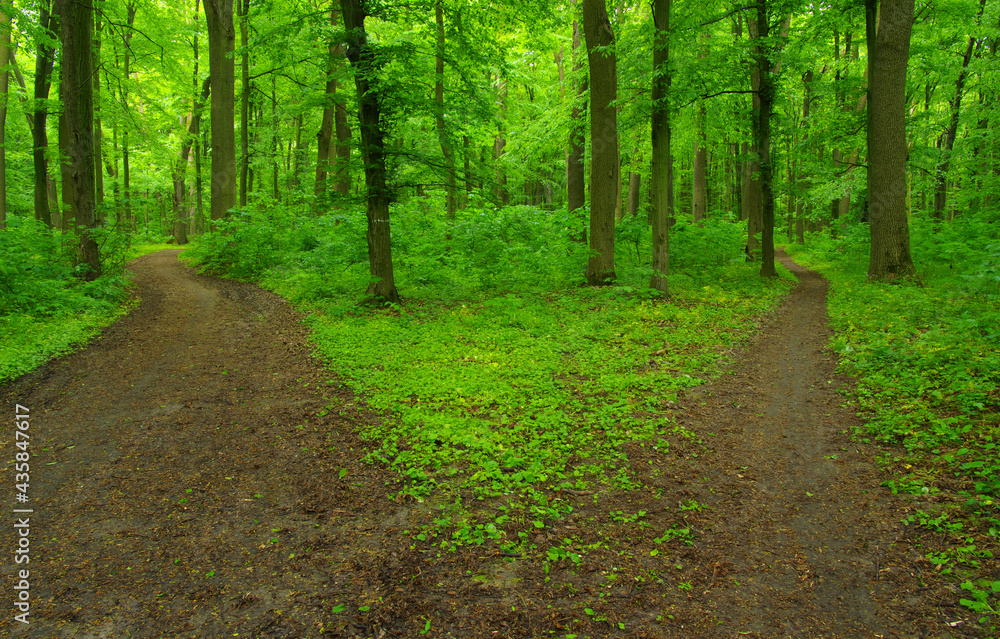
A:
[186,198,794,551]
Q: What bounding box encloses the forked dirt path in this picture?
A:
[0,250,981,638]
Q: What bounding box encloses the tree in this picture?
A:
[55,0,101,278]
[567,9,586,240]
[0,0,10,229]
[205,0,237,223]
[33,2,57,227]
[649,0,672,295]
[238,0,249,208]
[341,0,399,304]
[581,0,618,286]
[867,0,916,280]
[753,3,779,278]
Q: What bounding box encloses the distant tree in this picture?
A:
[867,0,916,280]
[33,2,57,227]
[582,0,618,286]
[0,0,10,229]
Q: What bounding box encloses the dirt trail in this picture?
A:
[1,250,981,638]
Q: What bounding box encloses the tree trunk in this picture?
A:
[567,12,586,242]
[932,0,984,221]
[341,0,400,304]
[173,78,211,244]
[334,97,351,195]
[120,3,136,229]
[626,169,642,217]
[238,0,250,208]
[205,0,237,224]
[649,0,671,295]
[754,3,777,278]
[494,78,508,205]
[867,0,916,280]
[582,0,618,286]
[93,14,104,212]
[56,0,100,278]
[434,1,456,216]
[0,3,10,229]
[692,100,707,224]
[315,6,340,202]
[33,4,56,227]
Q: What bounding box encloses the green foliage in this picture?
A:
[0,215,137,383]
[190,201,789,545]
[787,211,1000,615]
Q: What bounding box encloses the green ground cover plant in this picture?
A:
[0,214,169,383]
[190,198,793,548]
[786,212,1000,623]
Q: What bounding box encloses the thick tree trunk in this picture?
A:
[205,0,237,224]
[341,0,399,304]
[238,0,250,208]
[649,0,671,295]
[33,5,56,227]
[567,14,586,242]
[867,0,916,280]
[755,3,777,277]
[56,0,100,278]
[582,0,618,286]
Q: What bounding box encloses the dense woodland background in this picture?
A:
[1,0,999,624]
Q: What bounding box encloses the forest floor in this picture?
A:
[0,249,990,638]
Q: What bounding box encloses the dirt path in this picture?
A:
[1,250,981,638]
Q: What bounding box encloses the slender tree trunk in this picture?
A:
[205,0,237,224]
[692,100,707,224]
[173,77,211,244]
[334,97,351,195]
[93,14,104,212]
[341,0,400,304]
[494,78,508,204]
[56,0,100,277]
[582,0,618,286]
[33,4,56,227]
[315,6,340,201]
[867,0,916,280]
[649,0,671,295]
[567,12,586,242]
[238,0,249,208]
[434,1,456,216]
[121,3,136,229]
[932,0,984,221]
[743,11,762,259]
[626,168,642,217]
[0,3,10,229]
[271,74,280,201]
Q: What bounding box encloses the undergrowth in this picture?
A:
[786,211,1000,626]
[189,197,792,553]
[0,214,165,383]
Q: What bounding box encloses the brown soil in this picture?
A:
[0,249,990,638]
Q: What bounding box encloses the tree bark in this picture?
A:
[33,4,56,227]
[55,0,100,278]
[754,3,777,277]
[692,100,707,224]
[238,0,250,208]
[173,77,211,244]
[649,0,671,295]
[434,1,456,216]
[867,0,916,280]
[93,14,104,211]
[315,6,341,201]
[205,0,237,224]
[0,3,10,229]
[567,12,586,242]
[341,0,400,304]
[582,0,618,286]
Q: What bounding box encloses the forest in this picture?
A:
[1,0,999,635]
